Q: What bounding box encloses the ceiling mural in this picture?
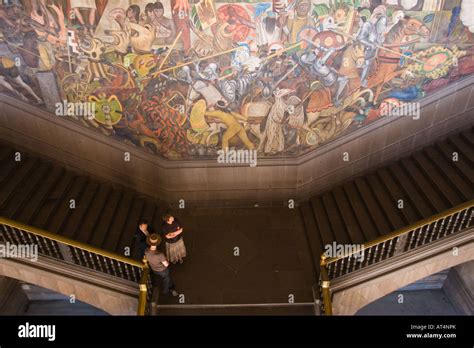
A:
[0,0,473,160]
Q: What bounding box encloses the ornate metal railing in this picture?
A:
[0,216,152,315]
[318,200,474,315]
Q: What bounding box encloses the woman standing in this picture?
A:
[161,214,186,264]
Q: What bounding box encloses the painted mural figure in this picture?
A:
[149,2,177,46]
[286,0,313,43]
[256,11,287,46]
[71,0,98,35]
[0,2,26,43]
[356,7,389,87]
[259,88,293,154]
[301,46,348,107]
[0,56,38,103]
[126,5,141,24]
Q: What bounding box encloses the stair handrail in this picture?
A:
[0,216,151,315]
[0,216,142,266]
[318,199,474,315]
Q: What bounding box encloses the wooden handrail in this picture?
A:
[0,216,151,315]
[0,216,143,267]
[321,200,474,265]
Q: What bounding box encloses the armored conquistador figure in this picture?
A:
[300,46,348,107]
[356,13,388,87]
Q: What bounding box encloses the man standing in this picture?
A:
[135,220,153,260]
[145,234,179,297]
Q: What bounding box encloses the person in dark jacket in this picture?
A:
[135,220,153,260]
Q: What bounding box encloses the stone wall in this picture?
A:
[443,261,474,315]
[0,259,138,316]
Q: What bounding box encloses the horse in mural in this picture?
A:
[306,16,430,118]
[305,41,368,126]
[367,16,430,101]
[338,42,366,91]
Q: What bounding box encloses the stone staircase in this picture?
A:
[300,128,474,277]
[0,142,168,259]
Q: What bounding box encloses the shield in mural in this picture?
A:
[88,94,123,129]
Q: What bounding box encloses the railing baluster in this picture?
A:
[0,225,6,242]
[8,227,21,245]
[346,255,352,274]
[409,230,417,250]
[383,240,389,260]
[327,262,333,279]
[94,253,105,273]
[465,208,473,229]
[53,240,63,259]
[109,259,117,278]
[364,246,371,267]
[72,246,83,266]
[328,262,334,280]
[352,254,358,272]
[381,241,388,260]
[443,214,455,238]
[116,260,125,279]
[19,230,31,245]
[2,225,11,242]
[129,265,137,282]
[374,244,381,263]
[124,263,132,281]
[458,209,468,231]
[415,226,425,247]
[88,252,99,271]
[438,216,447,238]
[31,234,45,254]
[448,212,461,237]
[423,223,433,245]
[80,249,92,268]
[430,219,440,242]
[104,257,112,274]
[387,238,394,258]
[41,235,54,256]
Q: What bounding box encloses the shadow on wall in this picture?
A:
[356,260,474,315]
[0,276,109,315]
[0,258,137,315]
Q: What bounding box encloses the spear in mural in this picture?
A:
[217,42,303,81]
[327,28,425,65]
[152,46,246,77]
[273,63,299,88]
[158,31,183,70]
[262,41,303,62]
